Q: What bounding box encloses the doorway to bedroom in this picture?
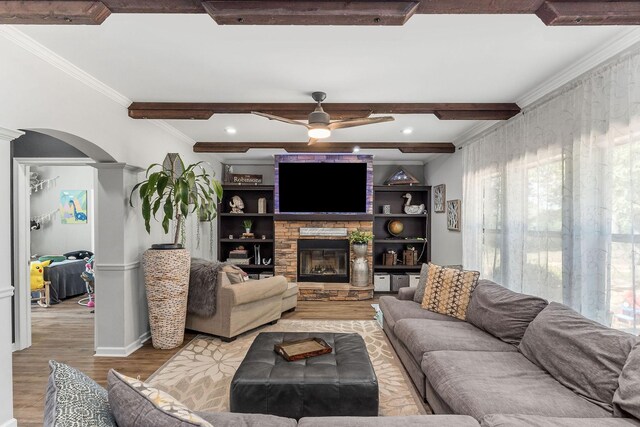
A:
[29,164,95,308]
[12,131,97,352]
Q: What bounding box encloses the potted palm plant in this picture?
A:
[131,153,223,349]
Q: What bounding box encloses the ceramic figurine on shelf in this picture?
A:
[402,193,425,215]
[230,195,245,213]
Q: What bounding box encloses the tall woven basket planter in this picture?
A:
[142,248,191,350]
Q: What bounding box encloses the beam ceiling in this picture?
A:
[0,0,636,26]
[128,102,522,121]
[193,142,456,154]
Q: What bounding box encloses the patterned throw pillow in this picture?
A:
[107,370,212,427]
[44,360,117,427]
[421,263,480,320]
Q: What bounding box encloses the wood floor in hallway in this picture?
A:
[13,295,379,426]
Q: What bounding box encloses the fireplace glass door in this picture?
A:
[297,239,350,283]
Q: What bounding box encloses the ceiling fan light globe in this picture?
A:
[308,127,331,139]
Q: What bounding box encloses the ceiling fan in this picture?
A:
[252,91,395,145]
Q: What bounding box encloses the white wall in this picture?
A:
[30,165,94,256]
[425,151,463,266]
[1,129,20,427]
[0,27,222,369]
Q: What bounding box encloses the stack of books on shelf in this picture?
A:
[227,248,251,265]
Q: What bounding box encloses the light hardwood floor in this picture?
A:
[13,296,379,426]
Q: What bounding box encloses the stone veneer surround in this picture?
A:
[275,220,374,300]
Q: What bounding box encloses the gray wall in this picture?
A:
[424,152,463,266]
[12,131,89,158]
[30,165,94,256]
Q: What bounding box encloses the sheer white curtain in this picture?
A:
[463,47,640,330]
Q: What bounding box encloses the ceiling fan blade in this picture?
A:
[308,137,319,146]
[252,111,309,127]
[328,116,395,130]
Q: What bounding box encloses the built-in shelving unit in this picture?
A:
[373,185,431,274]
[218,185,275,273]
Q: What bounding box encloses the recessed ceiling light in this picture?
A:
[352,146,361,153]
[225,127,237,135]
[402,128,413,135]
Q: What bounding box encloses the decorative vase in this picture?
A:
[142,247,191,350]
[351,243,369,287]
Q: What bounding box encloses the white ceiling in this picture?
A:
[19,13,630,163]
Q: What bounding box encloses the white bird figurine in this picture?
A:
[403,193,425,215]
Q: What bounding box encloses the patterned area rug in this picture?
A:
[147,320,429,416]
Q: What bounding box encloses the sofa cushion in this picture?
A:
[466,280,548,345]
[298,415,481,427]
[379,295,461,331]
[519,302,637,411]
[481,414,640,427]
[44,360,117,427]
[107,370,212,426]
[394,319,516,362]
[413,262,429,303]
[197,411,297,427]
[614,341,640,419]
[221,264,249,284]
[421,263,479,321]
[422,351,612,420]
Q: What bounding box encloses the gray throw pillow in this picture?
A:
[614,341,640,419]
[413,263,429,303]
[519,302,638,411]
[44,360,116,427]
[107,370,212,426]
[466,280,548,345]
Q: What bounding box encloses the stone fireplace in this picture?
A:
[275,220,374,301]
[297,239,350,283]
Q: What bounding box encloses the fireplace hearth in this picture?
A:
[297,239,349,283]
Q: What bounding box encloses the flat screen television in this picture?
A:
[276,160,371,214]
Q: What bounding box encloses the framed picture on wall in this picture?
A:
[60,190,88,224]
[447,199,461,231]
[433,184,445,213]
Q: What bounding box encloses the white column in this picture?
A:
[93,164,148,357]
[0,127,24,427]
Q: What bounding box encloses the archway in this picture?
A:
[12,129,118,352]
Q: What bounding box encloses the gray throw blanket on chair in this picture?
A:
[187,258,226,317]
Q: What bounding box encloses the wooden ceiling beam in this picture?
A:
[0,1,111,25]
[61,0,549,15]
[202,1,419,26]
[129,102,521,121]
[101,0,204,14]
[193,142,456,154]
[5,1,639,26]
[536,1,640,26]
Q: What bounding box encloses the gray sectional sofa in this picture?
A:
[46,277,640,426]
[379,279,640,427]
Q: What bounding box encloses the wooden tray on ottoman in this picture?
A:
[274,337,332,361]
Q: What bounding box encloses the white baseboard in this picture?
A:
[95,330,151,357]
[0,418,17,427]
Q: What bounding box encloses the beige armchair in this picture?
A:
[185,273,288,342]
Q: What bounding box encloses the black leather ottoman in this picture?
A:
[230,332,379,420]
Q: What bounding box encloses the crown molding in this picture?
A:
[0,127,24,142]
[517,28,640,108]
[0,26,130,107]
[454,28,640,147]
[0,26,207,154]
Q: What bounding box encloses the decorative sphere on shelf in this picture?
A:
[387,220,404,237]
